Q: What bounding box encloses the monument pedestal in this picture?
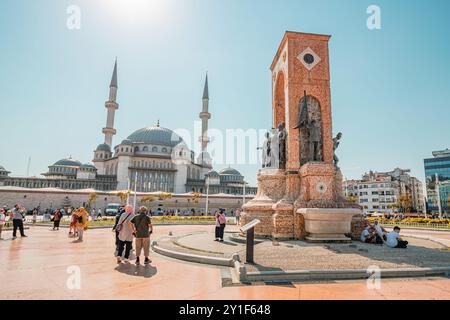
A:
[241,169,285,238]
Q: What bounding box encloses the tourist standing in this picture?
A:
[130,206,153,265]
[235,208,241,225]
[214,209,226,242]
[52,209,62,231]
[11,204,27,239]
[116,205,135,263]
[69,210,77,236]
[75,207,88,241]
[112,206,125,255]
[0,208,6,240]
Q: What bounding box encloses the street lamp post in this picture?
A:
[205,176,210,215]
[435,173,442,219]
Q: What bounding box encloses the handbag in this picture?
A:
[116,213,131,233]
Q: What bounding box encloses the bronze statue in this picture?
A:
[308,119,322,161]
[333,132,342,166]
[277,122,287,169]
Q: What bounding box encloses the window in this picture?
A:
[162,147,167,153]
[143,146,148,152]
[152,146,158,152]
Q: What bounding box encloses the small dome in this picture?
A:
[81,163,97,170]
[219,167,242,176]
[127,126,184,147]
[206,170,219,177]
[96,143,111,152]
[121,139,132,145]
[53,158,82,167]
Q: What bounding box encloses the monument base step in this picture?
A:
[305,236,352,243]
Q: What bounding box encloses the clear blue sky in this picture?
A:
[0,0,449,186]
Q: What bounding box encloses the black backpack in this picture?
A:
[77,215,83,223]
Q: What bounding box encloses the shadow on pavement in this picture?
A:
[115,263,158,278]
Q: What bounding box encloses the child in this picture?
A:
[69,210,78,236]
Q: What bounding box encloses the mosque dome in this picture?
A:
[127,126,184,147]
[96,143,111,152]
[121,139,133,145]
[219,167,242,176]
[53,158,82,167]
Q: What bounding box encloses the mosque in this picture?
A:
[0,61,256,196]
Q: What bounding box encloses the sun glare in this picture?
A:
[105,0,166,24]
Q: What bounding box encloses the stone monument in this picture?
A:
[241,31,361,242]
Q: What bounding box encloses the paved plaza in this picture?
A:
[1,225,450,300]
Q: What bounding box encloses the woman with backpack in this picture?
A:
[116,205,135,263]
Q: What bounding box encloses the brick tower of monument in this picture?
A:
[241,31,361,242]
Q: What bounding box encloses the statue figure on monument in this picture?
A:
[308,119,323,162]
[293,91,309,130]
[261,131,272,168]
[333,132,342,167]
[277,122,287,169]
[270,128,280,169]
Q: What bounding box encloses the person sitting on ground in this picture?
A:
[373,220,387,243]
[386,226,408,248]
[360,225,375,243]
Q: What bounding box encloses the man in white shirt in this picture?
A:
[386,226,408,248]
[360,226,373,243]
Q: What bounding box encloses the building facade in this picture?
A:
[424,149,450,214]
[343,168,425,215]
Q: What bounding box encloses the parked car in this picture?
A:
[105,203,121,216]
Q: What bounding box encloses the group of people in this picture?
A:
[113,205,153,266]
[361,221,408,248]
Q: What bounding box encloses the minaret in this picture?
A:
[198,73,211,166]
[102,58,119,147]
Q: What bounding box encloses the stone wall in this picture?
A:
[349,217,369,240]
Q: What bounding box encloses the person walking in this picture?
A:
[130,206,153,266]
[69,210,77,236]
[214,209,226,242]
[116,205,135,264]
[0,208,6,240]
[52,209,62,231]
[11,204,27,239]
[75,207,88,241]
[235,208,241,225]
[112,206,125,256]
